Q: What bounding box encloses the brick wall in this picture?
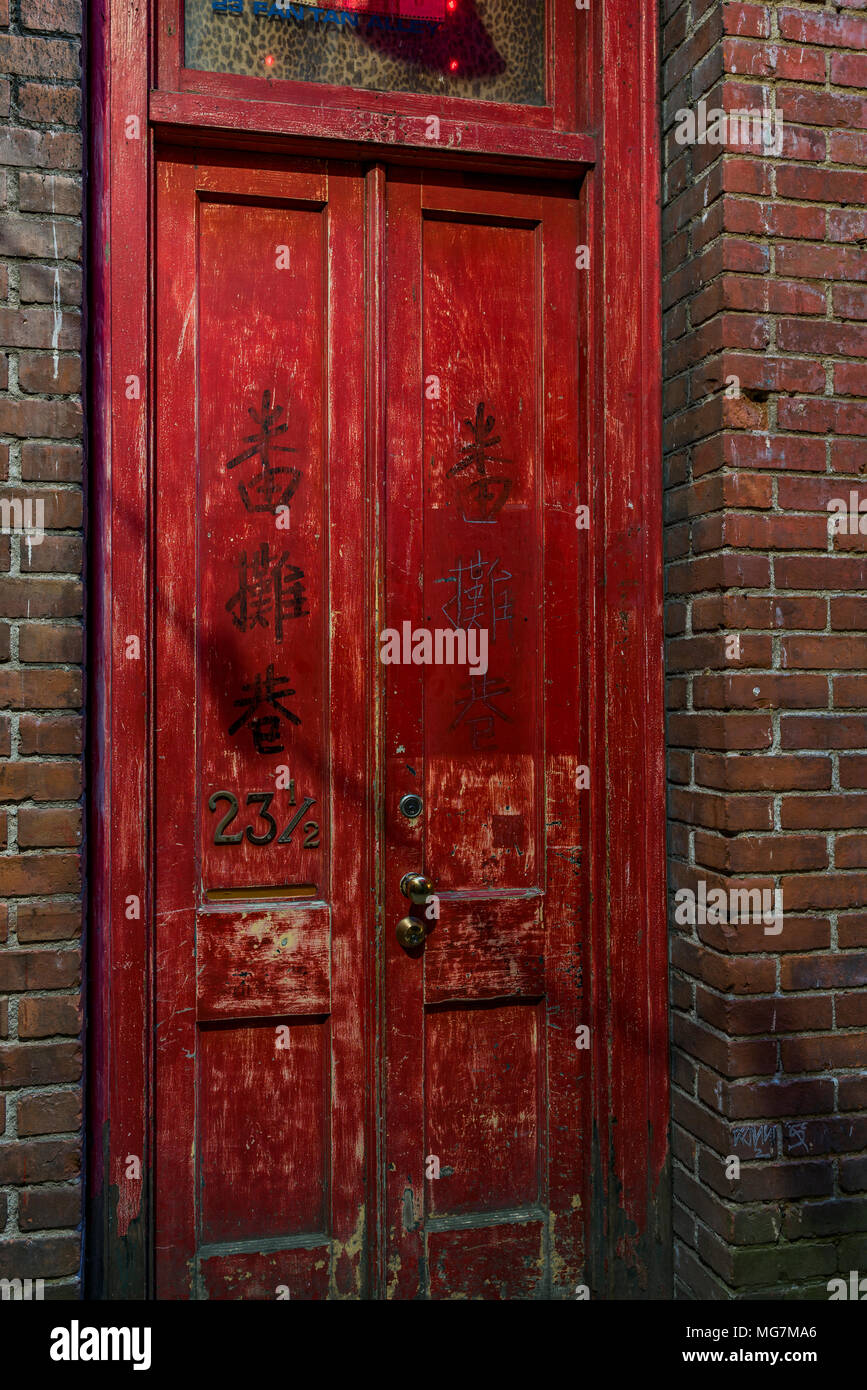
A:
[0,0,84,1296]
[663,0,867,1297]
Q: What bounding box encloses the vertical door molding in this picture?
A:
[87,0,153,1297]
[590,0,669,1297]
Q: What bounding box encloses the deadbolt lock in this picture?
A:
[400,871,434,905]
[396,916,426,950]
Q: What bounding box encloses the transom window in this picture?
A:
[184,0,547,105]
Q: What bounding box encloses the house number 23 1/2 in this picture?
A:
[208,791,320,848]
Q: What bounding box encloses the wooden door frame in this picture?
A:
[87,0,669,1299]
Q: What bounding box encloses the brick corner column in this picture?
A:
[663,0,867,1299]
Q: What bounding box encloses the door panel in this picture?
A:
[383,172,587,1299]
[154,154,369,1299]
[154,154,587,1299]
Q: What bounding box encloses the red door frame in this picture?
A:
[87,0,669,1298]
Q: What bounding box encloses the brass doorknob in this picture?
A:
[401,871,433,905]
[396,916,426,949]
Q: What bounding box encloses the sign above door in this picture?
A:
[183,0,547,105]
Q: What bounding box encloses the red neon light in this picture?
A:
[337,1,447,18]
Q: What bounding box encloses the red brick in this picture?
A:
[20,0,82,35]
[782,715,867,748]
[673,937,776,994]
[0,1138,79,1184]
[694,831,826,874]
[674,1014,776,1076]
[0,761,81,802]
[837,993,867,1028]
[18,352,81,393]
[17,83,80,126]
[832,53,867,90]
[0,1235,79,1277]
[0,667,82,708]
[0,853,79,895]
[18,996,80,1038]
[840,756,867,789]
[0,579,82,618]
[0,36,80,80]
[19,1185,80,1230]
[693,749,810,793]
[0,948,80,991]
[837,837,867,870]
[779,8,867,50]
[18,623,82,664]
[0,305,80,350]
[21,534,83,574]
[20,442,81,482]
[782,1033,867,1073]
[693,674,828,711]
[18,712,81,754]
[840,915,867,949]
[722,4,769,40]
[783,874,867,912]
[17,806,81,848]
[17,1089,80,1136]
[668,713,772,751]
[0,397,81,439]
[840,1077,867,1111]
[776,87,867,132]
[783,795,867,829]
[0,1045,81,1090]
[16,906,80,943]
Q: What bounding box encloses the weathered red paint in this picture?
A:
[154,154,368,1298]
[89,0,668,1300]
[381,169,586,1297]
[87,0,152,1296]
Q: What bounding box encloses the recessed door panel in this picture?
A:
[422,214,541,892]
[425,1001,541,1217]
[196,197,328,899]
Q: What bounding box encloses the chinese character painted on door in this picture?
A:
[448,400,512,524]
[228,662,301,755]
[226,387,302,514]
[225,542,309,639]
[435,549,514,642]
[450,670,512,750]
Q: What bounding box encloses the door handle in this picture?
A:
[396,916,426,949]
[397,871,435,950]
[400,871,434,905]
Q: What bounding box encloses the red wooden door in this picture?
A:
[154,152,370,1299]
[153,152,586,1299]
[382,171,586,1299]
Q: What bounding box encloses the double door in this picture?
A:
[154,151,587,1298]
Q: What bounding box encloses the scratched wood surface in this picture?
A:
[596,0,669,1297]
[154,153,368,1298]
[382,170,587,1298]
[196,907,330,1018]
[86,0,151,1299]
